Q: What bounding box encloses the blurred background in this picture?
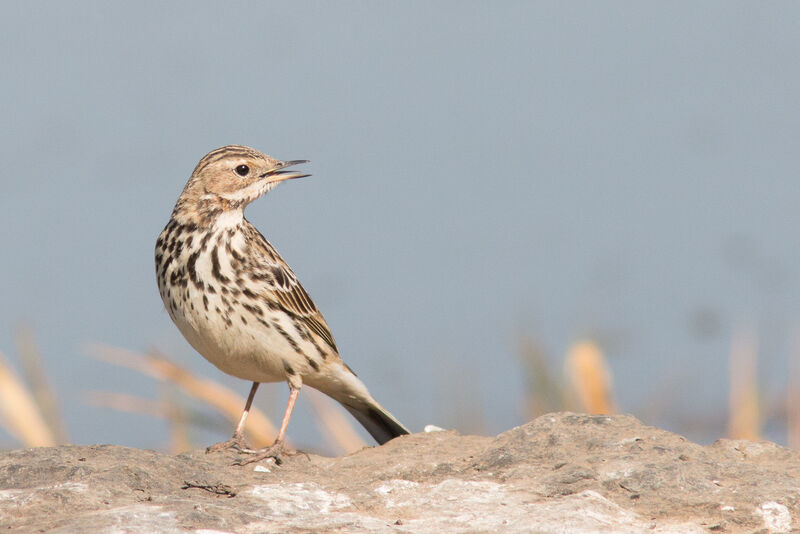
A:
[1,2,799,455]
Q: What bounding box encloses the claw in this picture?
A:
[206,433,252,454]
[232,442,295,466]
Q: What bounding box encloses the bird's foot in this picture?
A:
[233,441,296,466]
[206,432,252,454]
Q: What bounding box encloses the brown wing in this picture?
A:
[243,221,338,352]
[269,263,338,352]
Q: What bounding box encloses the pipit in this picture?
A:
[155,145,409,463]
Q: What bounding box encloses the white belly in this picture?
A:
[169,295,291,383]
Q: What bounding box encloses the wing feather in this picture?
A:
[243,221,338,352]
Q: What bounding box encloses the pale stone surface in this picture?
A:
[1,413,799,533]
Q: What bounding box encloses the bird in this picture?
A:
[155,145,409,463]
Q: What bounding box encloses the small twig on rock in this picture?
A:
[182,480,237,498]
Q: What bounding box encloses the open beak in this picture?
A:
[261,160,310,183]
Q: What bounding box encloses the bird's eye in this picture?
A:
[235,164,250,177]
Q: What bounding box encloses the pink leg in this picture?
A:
[206,382,260,453]
[273,385,299,445]
[236,384,301,465]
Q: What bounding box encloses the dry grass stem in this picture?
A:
[86,343,277,447]
[0,350,56,446]
[727,327,760,441]
[15,324,68,443]
[517,336,561,417]
[564,340,616,415]
[788,330,800,448]
[85,391,167,417]
[161,385,191,454]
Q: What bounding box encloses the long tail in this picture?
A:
[341,401,409,445]
[307,363,410,445]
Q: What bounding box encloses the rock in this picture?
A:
[0,413,798,533]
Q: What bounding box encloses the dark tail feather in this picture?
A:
[308,362,410,445]
[342,403,410,445]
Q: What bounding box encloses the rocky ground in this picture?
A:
[1,413,798,533]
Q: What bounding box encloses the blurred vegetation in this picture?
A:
[0,323,795,452]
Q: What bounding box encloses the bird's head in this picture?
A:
[173,145,309,224]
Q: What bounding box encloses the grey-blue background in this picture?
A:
[1,2,798,450]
